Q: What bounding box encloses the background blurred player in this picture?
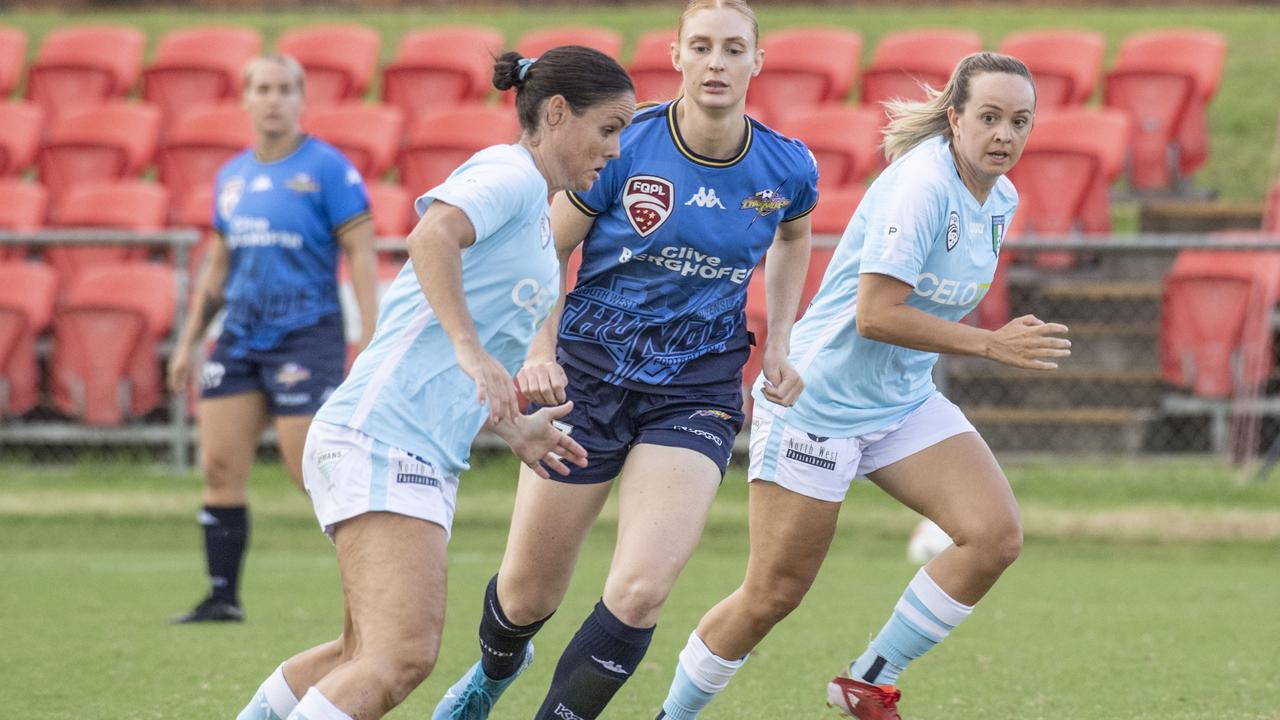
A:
[232,46,632,720]
[167,53,379,624]
[432,2,818,719]
[656,52,1070,720]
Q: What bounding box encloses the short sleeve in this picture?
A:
[782,144,821,222]
[418,159,539,244]
[858,177,945,287]
[319,149,371,233]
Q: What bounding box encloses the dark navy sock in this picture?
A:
[534,599,655,720]
[200,505,248,605]
[478,574,550,680]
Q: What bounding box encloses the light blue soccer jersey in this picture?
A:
[315,144,559,475]
[763,135,1017,437]
[213,136,370,355]
[561,99,820,394]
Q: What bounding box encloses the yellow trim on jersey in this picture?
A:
[333,210,372,237]
[666,99,752,168]
[783,202,818,222]
[565,191,601,217]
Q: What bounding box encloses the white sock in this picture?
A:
[237,663,300,720]
[285,688,352,720]
[680,631,746,693]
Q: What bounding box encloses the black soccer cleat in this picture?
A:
[170,596,245,624]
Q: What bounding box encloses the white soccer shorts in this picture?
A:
[302,420,460,539]
[748,391,976,502]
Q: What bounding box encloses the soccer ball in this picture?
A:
[906,518,953,564]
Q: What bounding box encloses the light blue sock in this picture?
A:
[660,632,746,720]
[849,568,973,686]
[285,688,352,720]
[237,663,298,720]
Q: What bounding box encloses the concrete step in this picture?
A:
[1013,280,1163,325]
[946,366,1165,408]
[961,406,1154,453]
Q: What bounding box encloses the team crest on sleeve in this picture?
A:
[740,186,791,218]
[286,172,320,193]
[217,177,245,220]
[622,175,674,237]
[946,210,960,251]
[991,215,1006,255]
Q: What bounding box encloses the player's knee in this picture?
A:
[989,519,1023,569]
[605,576,671,627]
[745,576,808,626]
[201,451,247,495]
[955,515,1022,571]
[367,645,437,706]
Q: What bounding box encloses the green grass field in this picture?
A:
[4,455,1279,719]
[3,5,1279,203]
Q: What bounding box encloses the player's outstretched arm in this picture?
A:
[486,401,589,478]
[856,272,1070,370]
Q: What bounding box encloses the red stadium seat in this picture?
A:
[0,180,48,261]
[397,106,523,194]
[0,26,27,97]
[750,27,861,124]
[1160,251,1280,399]
[0,102,43,177]
[628,29,681,103]
[37,101,161,205]
[808,183,866,236]
[1104,29,1226,190]
[143,26,262,136]
[276,24,380,107]
[1263,179,1280,234]
[775,106,883,189]
[47,181,170,285]
[861,29,982,109]
[156,103,253,211]
[998,29,1104,108]
[175,182,215,279]
[382,26,504,124]
[1006,107,1130,239]
[51,263,176,425]
[516,26,624,60]
[26,25,145,124]
[366,181,413,237]
[0,261,57,417]
[303,103,404,180]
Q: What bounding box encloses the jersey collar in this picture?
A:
[666,99,752,169]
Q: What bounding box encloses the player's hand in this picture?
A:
[498,402,588,478]
[455,342,519,423]
[760,343,804,406]
[516,355,568,406]
[987,314,1071,370]
[167,344,194,393]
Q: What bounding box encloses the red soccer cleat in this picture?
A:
[826,676,903,719]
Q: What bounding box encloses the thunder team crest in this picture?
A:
[622,175,674,237]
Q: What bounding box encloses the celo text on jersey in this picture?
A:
[511,277,556,324]
[617,245,751,284]
[913,272,991,307]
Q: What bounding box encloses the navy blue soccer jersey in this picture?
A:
[562,99,819,394]
[213,136,370,355]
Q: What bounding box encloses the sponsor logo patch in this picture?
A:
[691,409,733,421]
[286,172,320,193]
[274,362,312,388]
[991,214,1006,255]
[622,175,674,237]
[740,186,791,220]
[684,186,726,209]
[784,437,837,471]
[946,210,960,251]
[554,704,585,720]
[395,456,440,488]
[674,425,724,447]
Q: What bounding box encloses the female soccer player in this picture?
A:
[656,52,1070,720]
[232,47,634,720]
[168,54,379,624]
[433,2,818,719]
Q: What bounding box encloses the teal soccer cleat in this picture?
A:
[432,644,534,720]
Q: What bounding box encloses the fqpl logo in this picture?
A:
[622,175,674,237]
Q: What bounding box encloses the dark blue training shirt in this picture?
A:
[213,136,370,356]
[562,99,819,395]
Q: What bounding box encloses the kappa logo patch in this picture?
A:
[622,175,674,237]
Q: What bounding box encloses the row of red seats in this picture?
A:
[0,23,1225,191]
[0,261,174,425]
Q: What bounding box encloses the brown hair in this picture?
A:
[882,52,1035,162]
